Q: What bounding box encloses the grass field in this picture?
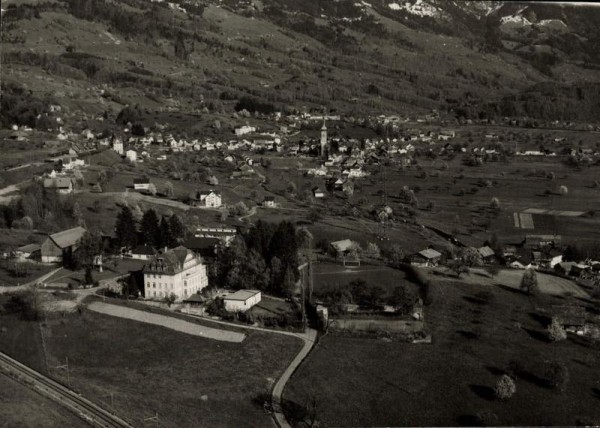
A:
[430,267,590,299]
[0,373,88,428]
[284,278,600,427]
[313,263,416,300]
[40,309,302,427]
[1,292,304,427]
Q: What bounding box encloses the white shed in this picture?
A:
[223,289,261,312]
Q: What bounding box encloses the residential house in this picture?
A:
[410,249,442,267]
[41,226,87,264]
[133,178,151,191]
[190,190,222,208]
[143,246,208,301]
[43,178,73,194]
[223,289,262,312]
[235,126,256,136]
[477,246,495,263]
[263,196,276,208]
[113,138,124,155]
[524,235,562,250]
[330,239,360,266]
[312,187,325,198]
[126,150,137,162]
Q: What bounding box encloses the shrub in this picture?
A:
[543,360,569,391]
[475,410,499,426]
[494,375,516,399]
[547,318,567,342]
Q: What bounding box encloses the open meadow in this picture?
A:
[0,373,88,428]
[0,294,303,428]
[284,277,600,427]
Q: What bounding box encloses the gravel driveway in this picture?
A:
[88,302,245,343]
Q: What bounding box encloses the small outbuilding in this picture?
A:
[223,289,262,312]
[410,249,442,267]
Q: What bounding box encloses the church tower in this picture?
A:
[320,119,328,159]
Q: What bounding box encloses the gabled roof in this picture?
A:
[330,239,354,253]
[183,237,220,251]
[478,246,495,258]
[418,249,442,259]
[17,243,41,253]
[49,226,87,249]
[43,178,72,189]
[144,246,201,275]
[133,178,150,184]
[263,196,275,201]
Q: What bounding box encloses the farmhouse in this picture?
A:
[43,178,73,194]
[126,149,137,162]
[330,239,360,266]
[190,190,222,208]
[410,249,442,267]
[552,305,586,333]
[133,178,151,191]
[223,289,262,312]
[41,226,87,264]
[524,234,562,250]
[143,246,208,301]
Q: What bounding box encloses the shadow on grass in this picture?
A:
[592,387,600,400]
[463,296,488,305]
[523,327,550,343]
[458,330,480,340]
[457,414,480,426]
[529,311,551,327]
[495,284,526,295]
[485,366,505,376]
[469,384,495,401]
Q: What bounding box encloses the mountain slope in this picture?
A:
[1,0,599,130]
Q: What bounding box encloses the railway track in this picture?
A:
[0,352,135,428]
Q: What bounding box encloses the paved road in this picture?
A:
[88,302,246,342]
[0,351,134,428]
[181,311,318,428]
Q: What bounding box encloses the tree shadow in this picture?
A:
[469,384,495,401]
[463,296,487,305]
[592,387,600,400]
[458,330,480,339]
[457,414,479,426]
[496,283,526,295]
[485,366,505,376]
[529,311,550,327]
[523,327,550,343]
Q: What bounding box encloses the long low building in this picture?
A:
[223,290,261,312]
[41,226,87,263]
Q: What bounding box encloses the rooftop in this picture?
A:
[49,226,87,249]
[224,289,261,301]
[418,249,442,259]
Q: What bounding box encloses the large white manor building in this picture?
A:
[143,246,208,300]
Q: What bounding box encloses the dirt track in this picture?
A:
[88,302,246,343]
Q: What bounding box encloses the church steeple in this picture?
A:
[320,119,328,159]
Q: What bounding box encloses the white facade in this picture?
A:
[200,191,222,208]
[235,126,256,136]
[126,150,137,162]
[224,290,262,312]
[144,252,208,301]
[113,139,124,155]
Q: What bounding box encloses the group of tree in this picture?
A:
[210,220,299,297]
[114,206,186,250]
[0,181,81,231]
